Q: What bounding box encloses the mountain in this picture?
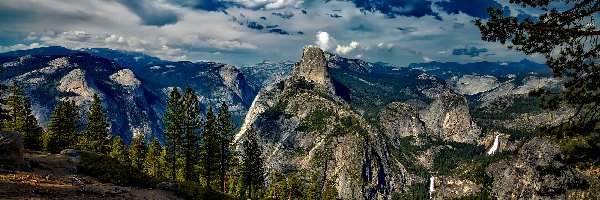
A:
[0,52,164,143]
[239,60,294,90]
[234,46,486,199]
[408,59,552,80]
[80,48,165,72]
[0,47,257,143]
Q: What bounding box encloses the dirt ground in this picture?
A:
[0,150,182,200]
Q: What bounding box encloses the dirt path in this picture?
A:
[0,150,181,200]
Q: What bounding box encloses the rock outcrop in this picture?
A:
[0,131,24,170]
[430,176,481,199]
[379,102,426,146]
[236,46,405,199]
[290,46,335,94]
[486,137,597,199]
[421,92,481,143]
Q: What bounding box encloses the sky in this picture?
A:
[0,0,552,66]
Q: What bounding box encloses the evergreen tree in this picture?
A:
[181,86,202,182]
[0,69,8,121]
[145,137,161,177]
[129,133,147,170]
[80,94,110,153]
[159,146,171,179]
[476,0,600,166]
[241,127,264,199]
[163,87,184,180]
[109,136,129,165]
[43,100,79,153]
[3,84,43,150]
[200,107,219,187]
[217,102,235,192]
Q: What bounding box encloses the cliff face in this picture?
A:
[236,46,405,199]
[486,137,599,199]
[379,102,426,146]
[421,92,481,143]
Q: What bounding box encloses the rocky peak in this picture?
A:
[292,46,330,85]
[420,91,481,143]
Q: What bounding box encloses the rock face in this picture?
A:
[291,46,335,94]
[293,46,329,85]
[236,46,405,199]
[421,92,481,143]
[379,102,425,145]
[431,176,481,200]
[0,131,24,170]
[486,137,596,199]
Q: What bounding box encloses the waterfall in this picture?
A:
[487,134,500,155]
[429,176,435,199]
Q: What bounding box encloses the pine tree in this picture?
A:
[217,102,235,192]
[159,146,171,179]
[476,0,600,166]
[145,137,161,177]
[3,83,43,150]
[129,133,147,170]
[241,127,264,199]
[80,94,110,153]
[163,87,184,180]
[181,86,202,182]
[200,107,219,188]
[44,100,79,153]
[109,136,129,165]
[0,69,8,121]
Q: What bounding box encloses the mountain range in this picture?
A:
[1,45,595,199]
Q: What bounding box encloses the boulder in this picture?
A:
[0,131,24,170]
[156,182,179,191]
[60,149,79,157]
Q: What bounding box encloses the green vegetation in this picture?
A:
[109,136,129,165]
[3,83,43,150]
[471,95,542,121]
[261,99,290,121]
[129,133,147,171]
[200,107,219,187]
[78,151,158,187]
[240,127,265,199]
[43,100,79,153]
[79,93,110,153]
[296,109,333,132]
[477,0,600,168]
[333,115,368,137]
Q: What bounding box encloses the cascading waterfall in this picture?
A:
[429,176,435,199]
[487,134,500,155]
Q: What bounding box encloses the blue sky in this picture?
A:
[0,0,550,66]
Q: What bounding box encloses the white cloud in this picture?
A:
[0,43,44,52]
[315,31,331,50]
[225,0,304,10]
[336,41,359,55]
[423,56,433,62]
[356,54,362,59]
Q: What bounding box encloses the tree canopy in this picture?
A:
[476,0,599,167]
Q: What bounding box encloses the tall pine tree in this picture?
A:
[129,132,147,171]
[145,137,161,177]
[44,100,79,153]
[217,102,235,192]
[109,136,129,165]
[4,83,43,150]
[80,94,110,153]
[159,146,171,179]
[163,87,184,180]
[241,127,264,199]
[200,107,219,188]
[181,86,202,182]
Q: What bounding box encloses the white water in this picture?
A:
[487,134,500,155]
[429,176,435,199]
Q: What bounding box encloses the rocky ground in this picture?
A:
[0,149,181,200]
